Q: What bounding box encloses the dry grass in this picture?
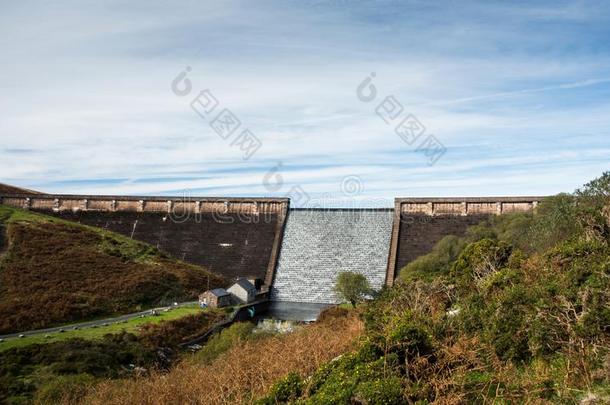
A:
[0,207,226,333]
[78,310,363,405]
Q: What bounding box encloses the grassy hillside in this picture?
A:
[0,205,227,334]
[0,307,226,404]
[78,308,363,404]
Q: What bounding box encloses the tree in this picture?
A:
[334,271,371,307]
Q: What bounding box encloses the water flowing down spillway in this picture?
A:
[270,209,394,304]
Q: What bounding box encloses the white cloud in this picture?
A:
[1,0,609,204]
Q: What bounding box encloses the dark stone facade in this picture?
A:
[46,210,280,281]
[394,213,489,275]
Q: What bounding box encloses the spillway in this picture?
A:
[270,209,393,304]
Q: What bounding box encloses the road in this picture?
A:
[0,301,198,340]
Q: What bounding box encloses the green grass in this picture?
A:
[0,305,202,351]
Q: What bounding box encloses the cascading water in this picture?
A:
[270,209,393,305]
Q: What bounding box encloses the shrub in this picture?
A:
[484,286,535,362]
[334,271,371,307]
[451,238,512,291]
[354,376,404,405]
[256,372,303,404]
[386,318,433,359]
[529,193,582,251]
[400,235,467,282]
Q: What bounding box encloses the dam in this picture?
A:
[0,188,543,305]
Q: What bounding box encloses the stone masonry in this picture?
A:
[270,209,394,304]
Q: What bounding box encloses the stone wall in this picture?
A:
[270,209,394,304]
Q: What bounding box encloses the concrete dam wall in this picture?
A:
[0,190,544,304]
[270,209,394,304]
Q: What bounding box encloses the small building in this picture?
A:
[227,278,257,304]
[199,288,231,308]
[248,278,263,291]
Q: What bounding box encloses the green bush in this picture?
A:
[387,319,433,359]
[303,353,399,404]
[484,286,535,362]
[354,376,404,404]
[257,372,303,404]
[451,238,513,290]
[400,235,466,282]
[529,193,581,251]
[334,271,371,306]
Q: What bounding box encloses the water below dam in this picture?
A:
[260,301,331,322]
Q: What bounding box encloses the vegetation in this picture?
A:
[0,206,226,334]
[255,172,610,403]
[6,172,610,404]
[0,305,202,352]
[76,308,363,404]
[0,307,226,404]
[137,309,226,348]
[334,271,372,307]
[191,322,260,364]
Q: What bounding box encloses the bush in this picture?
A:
[256,372,303,404]
[529,194,581,251]
[386,318,433,359]
[354,376,404,404]
[400,235,466,282]
[451,238,512,291]
[484,286,535,362]
[334,271,371,307]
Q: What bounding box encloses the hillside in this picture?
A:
[253,173,610,404]
[0,182,41,195]
[76,172,610,404]
[0,205,226,334]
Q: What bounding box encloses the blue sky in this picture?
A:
[1,0,609,206]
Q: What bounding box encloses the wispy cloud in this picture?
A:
[1,0,609,205]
